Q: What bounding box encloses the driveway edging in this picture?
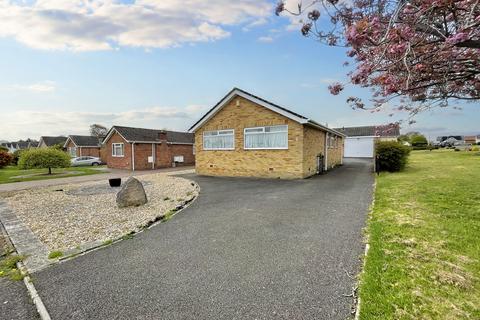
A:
[354,179,377,320]
[17,261,52,320]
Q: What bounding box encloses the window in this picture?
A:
[203,130,234,150]
[328,135,336,148]
[244,125,288,150]
[112,143,124,157]
[68,147,77,157]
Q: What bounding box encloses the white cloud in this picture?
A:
[2,81,56,93]
[0,104,205,140]
[257,36,274,43]
[0,0,272,51]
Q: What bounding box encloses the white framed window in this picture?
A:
[68,147,77,157]
[328,135,335,148]
[244,125,288,150]
[203,129,235,150]
[112,143,124,157]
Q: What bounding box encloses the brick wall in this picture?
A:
[104,132,195,170]
[302,126,326,177]
[327,136,344,169]
[80,147,100,157]
[104,132,132,170]
[194,96,305,179]
[65,140,77,157]
[99,145,107,163]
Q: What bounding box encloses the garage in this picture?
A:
[334,125,401,158]
[344,136,375,158]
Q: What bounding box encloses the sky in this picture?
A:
[0,0,478,142]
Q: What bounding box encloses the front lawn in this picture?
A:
[359,150,480,319]
[0,165,106,184]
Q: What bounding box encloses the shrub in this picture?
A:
[12,149,25,165]
[375,141,411,172]
[0,145,8,152]
[0,151,13,168]
[412,145,428,150]
[18,148,71,174]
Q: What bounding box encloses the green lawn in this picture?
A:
[0,165,106,184]
[359,150,480,319]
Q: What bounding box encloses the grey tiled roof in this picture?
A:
[188,87,345,137]
[188,87,309,132]
[69,135,101,147]
[39,136,67,147]
[111,126,194,144]
[333,124,400,137]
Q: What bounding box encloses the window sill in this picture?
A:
[244,148,288,150]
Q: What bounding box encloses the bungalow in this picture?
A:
[64,135,102,158]
[464,135,476,145]
[188,88,345,179]
[334,125,400,158]
[38,136,67,148]
[102,126,195,171]
[0,139,38,153]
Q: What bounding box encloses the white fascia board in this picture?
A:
[63,137,76,148]
[189,89,307,133]
[305,121,347,137]
[345,136,379,139]
[103,128,130,145]
[166,142,194,145]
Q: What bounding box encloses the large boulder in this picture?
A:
[116,177,148,208]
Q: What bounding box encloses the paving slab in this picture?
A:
[0,201,51,273]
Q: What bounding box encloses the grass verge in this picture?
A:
[359,150,480,319]
[0,165,106,184]
[0,255,25,281]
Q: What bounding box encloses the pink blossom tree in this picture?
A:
[276,0,480,119]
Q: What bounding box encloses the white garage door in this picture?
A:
[344,137,374,158]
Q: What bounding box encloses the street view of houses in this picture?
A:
[0,1,479,320]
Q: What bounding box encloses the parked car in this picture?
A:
[71,156,102,166]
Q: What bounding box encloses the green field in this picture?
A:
[0,165,106,184]
[359,150,480,319]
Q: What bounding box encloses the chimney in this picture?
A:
[158,130,167,142]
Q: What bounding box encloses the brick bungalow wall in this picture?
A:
[194,96,345,179]
[105,132,133,170]
[65,140,100,158]
[105,132,195,170]
[302,128,343,175]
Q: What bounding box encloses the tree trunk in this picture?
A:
[48,167,52,175]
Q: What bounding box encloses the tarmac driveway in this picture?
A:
[34,158,373,320]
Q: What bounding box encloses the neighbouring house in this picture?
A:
[0,139,38,153]
[334,124,400,158]
[477,135,480,144]
[437,135,464,147]
[188,88,345,179]
[102,126,195,170]
[37,136,68,148]
[63,135,102,158]
[464,135,476,144]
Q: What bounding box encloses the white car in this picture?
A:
[71,156,102,166]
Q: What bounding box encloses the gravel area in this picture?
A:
[3,173,198,252]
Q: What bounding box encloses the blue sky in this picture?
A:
[0,0,478,141]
